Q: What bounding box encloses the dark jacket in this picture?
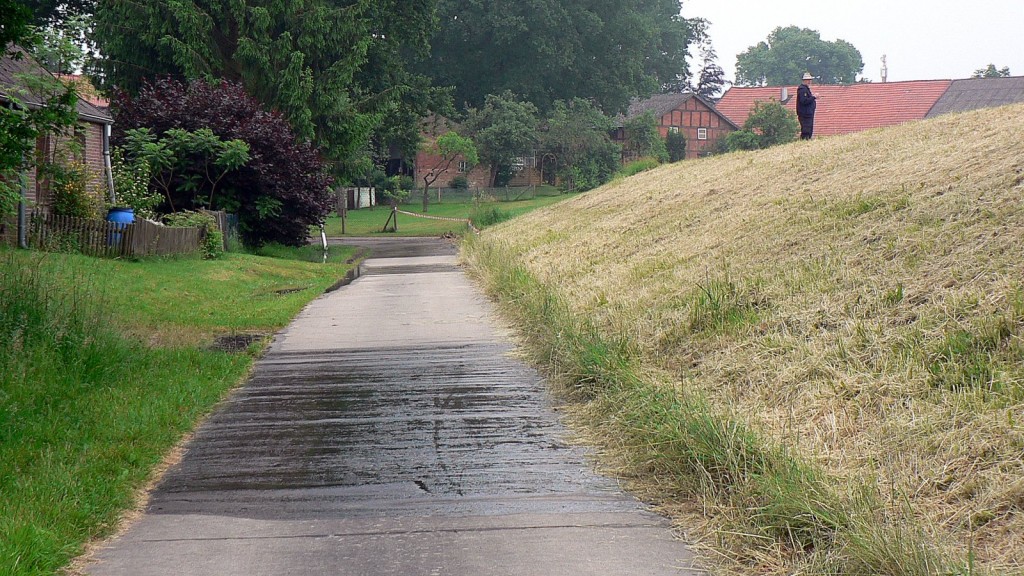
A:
[797,83,816,117]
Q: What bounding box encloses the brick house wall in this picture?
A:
[414,114,544,190]
[24,121,108,214]
[414,147,544,189]
[414,147,491,189]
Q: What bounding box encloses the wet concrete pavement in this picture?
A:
[86,237,701,575]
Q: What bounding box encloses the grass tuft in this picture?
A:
[469,205,514,229]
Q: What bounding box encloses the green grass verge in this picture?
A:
[322,188,580,237]
[463,237,973,576]
[0,246,355,575]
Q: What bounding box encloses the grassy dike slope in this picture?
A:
[464,104,1024,575]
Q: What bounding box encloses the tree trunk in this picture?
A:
[421,186,430,212]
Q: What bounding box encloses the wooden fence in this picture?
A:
[12,213,205,257]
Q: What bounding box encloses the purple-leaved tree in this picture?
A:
[112,78,333,247]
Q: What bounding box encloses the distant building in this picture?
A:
[716,80,953,137]
[614,93,738,159]
[413,116,539,189]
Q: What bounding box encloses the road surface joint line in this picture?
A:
[138,522,668,543]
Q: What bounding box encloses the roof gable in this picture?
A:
[926,76,1024,117]
[717,80,953,136]
[619,92,738,129]
[627,93,696,120]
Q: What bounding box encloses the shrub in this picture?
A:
[726,100,798,151]
[620,157,661,178]
[379,175,410,206]
[48,161,100,219]
[450,174,469,189]
[163,210,223,259]
[725,129,763,151]
[119,127,249,214]
[109,148,161,219]
[623,112,669,163]
[470,204,513,228]
[666,130,687,162]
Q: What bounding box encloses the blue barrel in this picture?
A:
[106,207,135,246]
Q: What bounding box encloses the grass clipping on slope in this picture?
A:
[467,104,1024,574]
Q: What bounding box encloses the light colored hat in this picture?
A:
[802,72,814,80]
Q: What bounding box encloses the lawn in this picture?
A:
[322,186,579,237]
[0,245,356,576]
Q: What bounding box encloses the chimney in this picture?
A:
[780,87,790,103]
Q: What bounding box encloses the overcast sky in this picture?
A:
[680,0,1024,84]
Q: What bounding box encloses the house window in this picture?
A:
[669,126,680,133]
[697,128,708,141]
[458,160,468,173]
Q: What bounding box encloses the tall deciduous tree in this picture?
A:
[463,92,539,187]
[692,36,727,99]
[28,12,90,74]
[428,0,698,114]
[91,0,444,178]
[18,0,93,25]
[662,18,726,99]
[539,98,620,192]
[736,26,863,86]
[972,64,1011,78]
[2,0,33,45]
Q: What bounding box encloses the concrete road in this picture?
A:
[85,237,701,575]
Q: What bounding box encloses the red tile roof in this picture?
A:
[716,80,953,136]
[56,74,109,108]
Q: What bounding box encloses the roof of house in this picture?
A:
[1,45,113,125]
[618,92,739,129]
[926,76,1024,118]
[56,73,110,109]
[717,80,953,136]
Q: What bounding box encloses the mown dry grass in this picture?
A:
[467,104,1024,574]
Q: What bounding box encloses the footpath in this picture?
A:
[85,237,701,575]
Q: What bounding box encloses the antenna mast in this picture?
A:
[881,54,888,83]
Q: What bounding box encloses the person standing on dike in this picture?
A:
[797,72,817,140]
